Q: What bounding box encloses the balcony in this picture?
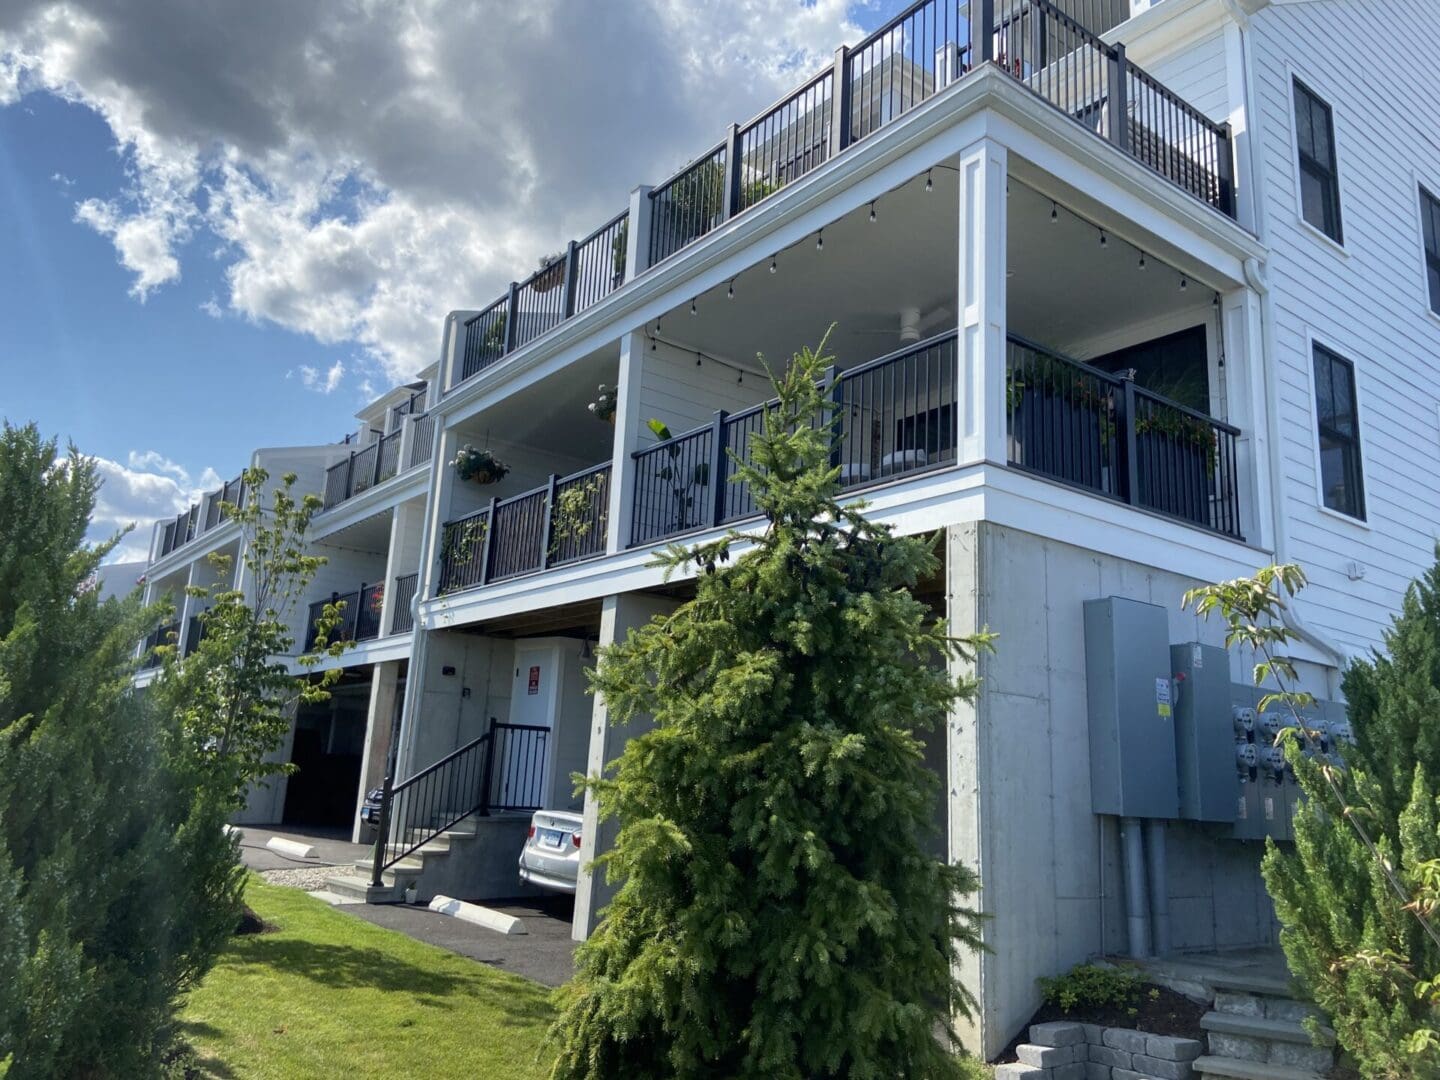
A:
[139,614,204,669]
[322,409,437,511]
[447,0,1232,396]
[437,462,612,595]
[303,582,385,650]
[156,474,245,559]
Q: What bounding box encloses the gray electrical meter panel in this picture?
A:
[1170,642,1239,822]
[1084,597,1178,819]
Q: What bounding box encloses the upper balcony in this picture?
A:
[152,473,246,562]
[320,386,437,512]
[439,0,1234,400]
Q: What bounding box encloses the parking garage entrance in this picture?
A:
[282,670,372,828]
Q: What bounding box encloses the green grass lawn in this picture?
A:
[181,877,557,1079]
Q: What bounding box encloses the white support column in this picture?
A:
[1222,285,1272,550]
[572,591,680,941]
[624,185,654,283]
[605,331,647,554]
[956,137,1008,467]
[352,660,403,842]
[439,310,479,394]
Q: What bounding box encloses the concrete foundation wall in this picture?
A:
[406,629,513,774]
[949,521,1299,1059]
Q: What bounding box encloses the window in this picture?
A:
[1293,80,1343,243]
[1422,186,1440,315]
[1311,344,1365,519]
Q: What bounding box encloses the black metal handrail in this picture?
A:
[390,572,419,634]
[436,462,612,596]
[323,426,412,511]
[1005,334,1242,538]
[139,619,181,669]
[444,0,1231,396]
[407,412,438,470]
[369,718,550,885]
[157,473,244,559]
[631,332,959,547]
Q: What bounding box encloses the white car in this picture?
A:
[518,809,583,895]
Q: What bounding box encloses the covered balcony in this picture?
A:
[154,473,245,560]
[322,386,437,511]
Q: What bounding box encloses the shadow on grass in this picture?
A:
[223,936,554,1026]
[175,1021,239,1079]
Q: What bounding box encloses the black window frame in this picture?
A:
[1292,79,1344,244]
[1311,343,1365,521]
[1420,185,1440,316]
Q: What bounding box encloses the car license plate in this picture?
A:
[539,828,565,849]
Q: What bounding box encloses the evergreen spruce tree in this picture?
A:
[549,336,988,1079]
[0,422,241,1076]
[1187,561,1440,1077]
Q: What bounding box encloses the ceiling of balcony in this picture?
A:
[317,507,393,554]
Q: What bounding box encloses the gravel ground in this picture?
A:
[259,866,338,891]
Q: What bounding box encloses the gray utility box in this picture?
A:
[1171,643,1239,822]
[1084,597,1178,819]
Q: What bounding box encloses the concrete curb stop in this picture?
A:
[428,895,528,936]
[266,836,318,860]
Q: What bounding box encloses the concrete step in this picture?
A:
[352,856,423,877]
[324,874,403,904]
[1191,1055,1327,1080]
[1202,1011,1335,1047]
[307,889,364,906]
[1205,971,1296,998]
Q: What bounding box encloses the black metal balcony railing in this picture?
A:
[303,582,386,651]
[389,387,428,433]
[448,0,1228,395]
[322,427,409,510]
[390,572,419,635]
[407,412,438,470]
[158,474,245,559]
[1005,336,1242,538]
[139,619,181,669]
[437,462,611,595]
[631,334,957,547]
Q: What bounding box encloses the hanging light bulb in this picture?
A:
[1180,275,1188,291]
[816,229,824,251]
[925,169,933,192]
[1050,202,1058,222]
[769,256,777,274]
[690,298,697,315]
[695,355,702,366]
[655,318,661,334]
[1138,251,1147,270]
[1099,229,1107,248]
[869,201,877,222]
[727,280,735,299]
[737,370,743,385]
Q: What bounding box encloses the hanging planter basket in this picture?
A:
[532,254,565,294]
[588,383,617,425]
[452,444,510,485]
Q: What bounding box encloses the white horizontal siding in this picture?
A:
[1251,0,1440,655]
[1135,26,1229,123]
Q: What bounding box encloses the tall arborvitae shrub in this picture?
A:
[1263,559,1440,1077]
[0,422,240,1076]
[549,336,988,1080]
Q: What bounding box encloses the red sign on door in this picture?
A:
[527,665,540,695]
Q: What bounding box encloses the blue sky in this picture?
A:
[0,1,908,559]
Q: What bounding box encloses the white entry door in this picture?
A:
[500,642,561,809]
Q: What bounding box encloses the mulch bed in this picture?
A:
[234,905,274,935]
[996,981,1208,1063]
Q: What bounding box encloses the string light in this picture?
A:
[727,280,735,299]
[1180,275,1188,291]
[1051,202,1058,222]
[690,298,697,315]
[816,229,824,251]
[769,256,777,274]
[869,201,877,222]
[925,169,933,192]
[1138,251,1147,270]
[1099,229,1107,248]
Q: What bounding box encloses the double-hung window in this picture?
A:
[1293,80,1343,244]
[1311,344,1365,520]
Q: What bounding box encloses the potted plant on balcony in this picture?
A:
[549,474,607,559]
[533,251,565,293]
[1134,404,1217,526]
[1005,348,1115,493]
[647,419,710,533]
[451,444,510,485]
[588,384,617,425]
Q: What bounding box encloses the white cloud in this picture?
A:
[297,359,344,394]
[0,0,860,384]
[89,451,222,560]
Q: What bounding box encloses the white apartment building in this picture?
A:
[136,0,1440,1059]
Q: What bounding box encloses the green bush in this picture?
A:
[1038,964,1141,1013]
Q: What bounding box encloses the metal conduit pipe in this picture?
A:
[1120,817,1151,958]
[1145,819,1171,957]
